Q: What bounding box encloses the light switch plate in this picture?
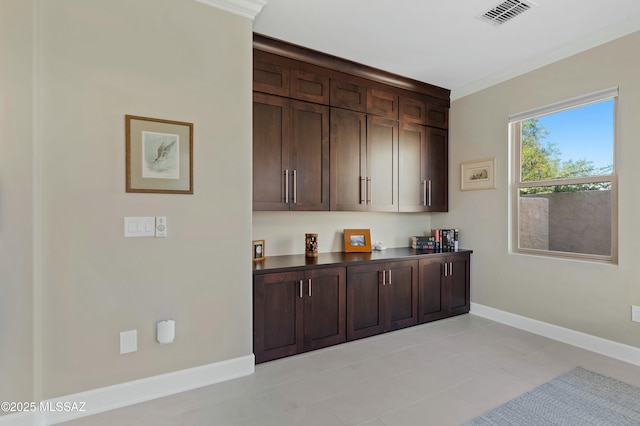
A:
[124,217,155,237]
[155,216,167,237]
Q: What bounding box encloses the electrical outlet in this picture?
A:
[632,305,640,323]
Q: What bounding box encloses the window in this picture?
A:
[510,88,617,263]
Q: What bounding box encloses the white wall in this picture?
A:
[437,31,640,348]
[253,211,432,256]
[1,0,254,401]
[0,0,35,406]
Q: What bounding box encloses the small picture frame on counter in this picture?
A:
[343,229,372,253]
[252,240,266,261]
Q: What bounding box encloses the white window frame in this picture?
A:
[509,87,618,263]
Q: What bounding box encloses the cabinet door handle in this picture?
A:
[382,270,386,286]
[444,263,448,277]
[284,169,289,204]
[449,262,453,275]
[366,177,372,204]
[308,278,312,297]
[360,177,366,204]
[422,180,427,206]
[428,180,432,207]
[293,170,297,204]
[388,270,392,285]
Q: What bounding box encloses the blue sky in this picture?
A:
[536,99,614,171]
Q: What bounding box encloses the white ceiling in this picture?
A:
[252,0,640,99]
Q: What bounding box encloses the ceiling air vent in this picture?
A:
[478,0,536,26]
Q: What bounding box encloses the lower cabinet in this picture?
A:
[346,260,418,340]
[418,252,470,323]
[253,250,470,363]
[253,266,346,363]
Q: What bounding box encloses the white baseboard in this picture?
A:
[471,302,640,367]
[0,353,254,426]
[0,411,40,426]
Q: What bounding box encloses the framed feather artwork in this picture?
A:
[125,115,193,194]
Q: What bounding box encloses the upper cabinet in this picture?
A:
[253,33,450,212]
[254,50,330,104]
[367,88,399,119]
[399,94,449,129]
[398,123,449,212]
[330,78,367,112]
[253,51,290,96]
[253,92,330,211]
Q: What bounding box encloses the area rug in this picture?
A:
[464,367,640,425]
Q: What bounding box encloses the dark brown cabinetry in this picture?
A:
[367,88,399,119]
[329,108,367,211]
[397,123,449,212]
[399,94,449,129]
[253,50,330,104]
[398,122,426,212]
[253,93,329,211]
[424,126,448,211]
[418,252,470,323]
[253,248,471,363]
[346,260,418,340]
[253,266,346,363]
[253,34,450,212]
[330,79,367,112]
[367,117,399,212]
[329,112,399,212]
[253,51,290,96]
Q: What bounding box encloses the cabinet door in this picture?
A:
[253,93,290,211]
[347,264,385,340]
[425,127,448,212]
[399,95,449,129]
[367,116,398,212]
[425,103,449,129]
[303,267,346,351]
[291,69,329,104]
[290,101,330,211]
[253,51,290,97]
[398,122,427,212]
[330,108,367,211]
[418,254,470,324]
[418,257,447,323]
[447,254,470,316]
[367,88,398,119]
[399,96,427,124]
[385,260,418,330]
[330,79,367,112]
[254,271,304,363]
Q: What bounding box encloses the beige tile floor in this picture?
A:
[60,314,640,426]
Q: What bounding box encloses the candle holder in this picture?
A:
[305,233,318,257]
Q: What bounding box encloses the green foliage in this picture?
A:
[520,118,612,194]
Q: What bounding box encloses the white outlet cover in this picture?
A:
[120,330,137,354]
[632,305,640,323]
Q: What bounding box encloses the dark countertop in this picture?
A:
[252,247,473,274]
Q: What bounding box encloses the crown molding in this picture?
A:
[194,0,266,20]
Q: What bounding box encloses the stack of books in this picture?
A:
[410,235,437,250]
[432,229,459,251]
[411,229,460,251]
